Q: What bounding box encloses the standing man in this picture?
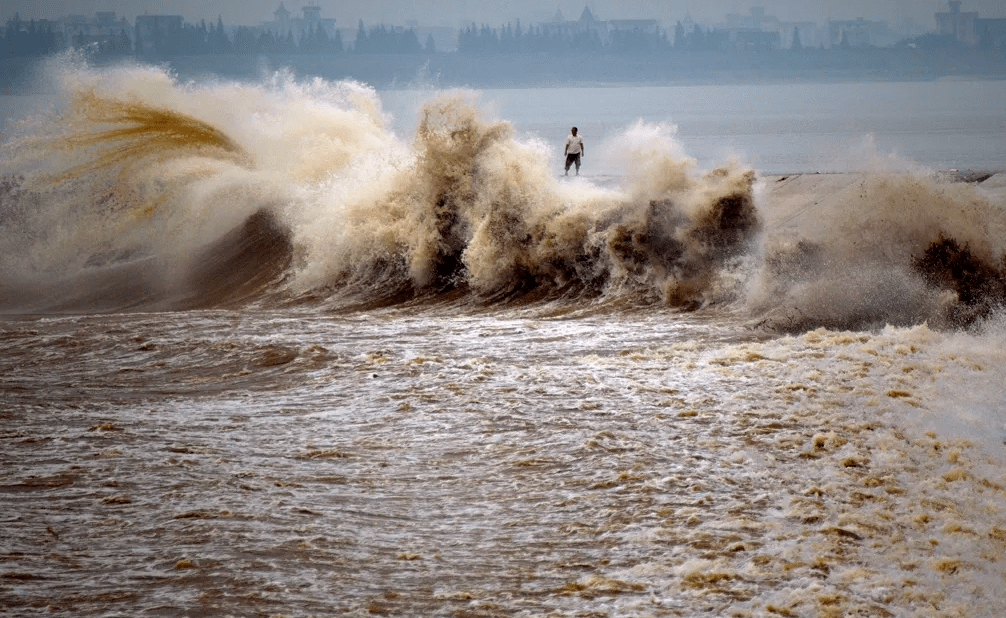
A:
[564,126,584,176]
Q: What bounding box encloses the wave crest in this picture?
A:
[294,93,760,309]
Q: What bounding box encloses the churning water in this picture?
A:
[2,57,1006,617]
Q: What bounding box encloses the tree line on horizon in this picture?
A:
[458,20,1003,54]
[2,14,428,58]
[458,21,732,53]
[4,12,1003,60]
[4,15,65,57]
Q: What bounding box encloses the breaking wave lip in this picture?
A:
[1,57,1004,331]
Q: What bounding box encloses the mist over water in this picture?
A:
[4,56,1006,617]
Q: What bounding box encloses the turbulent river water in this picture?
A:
[2,57,1006,617]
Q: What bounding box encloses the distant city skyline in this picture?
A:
[4,0,1006,30]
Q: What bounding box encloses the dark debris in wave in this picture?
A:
[913,235,1006,329]
[935,170,1000,184]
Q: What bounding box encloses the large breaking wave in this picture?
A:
[1,58,1004,331]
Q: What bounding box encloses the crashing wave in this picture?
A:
[1,58,1003,331]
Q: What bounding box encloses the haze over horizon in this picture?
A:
[4,0,1004,31]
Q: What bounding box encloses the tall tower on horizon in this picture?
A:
[274,2,290,31]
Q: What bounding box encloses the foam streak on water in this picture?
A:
[3,308,1006,616]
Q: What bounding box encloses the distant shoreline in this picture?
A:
[760,170,1005,182]
[3,49,1006,93]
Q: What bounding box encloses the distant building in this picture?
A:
[404,19,456,53]
[539,8,566,37]
[935,1,979,45]
[717,8,824,51]
[96,12,118,28]
[135,15,182,56]
[302,5,321,28]
[273,2,291,32]
[977,17,1006,47]
[608,19,660,36]
[3,14,66,57]
[538,5,662,46]
[572,5,601,35]
[781,22,824,49]
[722,7,777,32]
[936,1,1006,47]
[680,13,696,36]
[3,12,133,57]
[732,29,781,51]
[541,6,600,36]
[66,11,132,54]
[263,2,337,41]
[827,17,895,48]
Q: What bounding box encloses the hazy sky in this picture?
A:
[4,0,1004,29]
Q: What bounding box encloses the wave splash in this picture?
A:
[749,173,1006,331]
[293,96,759,310]
[1,58,1003,331]
[0,59,388,311]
